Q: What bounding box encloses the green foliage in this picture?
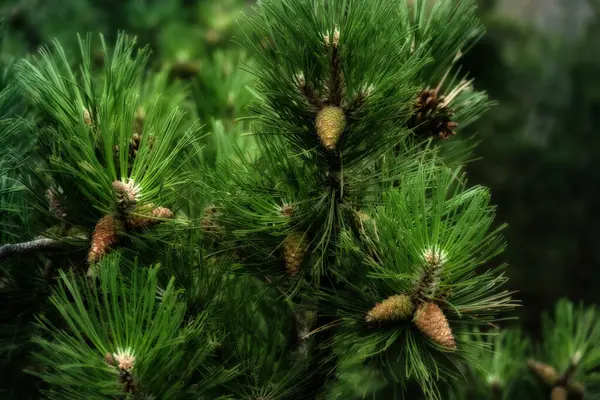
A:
[447,299,600,400]
[448,328,533,399]
[320,166,514,398]
[243,0,426,169]
[16,33,202,223]
[537,299,600,395]
[31,253,235,399]
[2,1,597,399]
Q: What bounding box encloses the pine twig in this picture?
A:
[0,236,86,261]
[556,353,580,387]
[490,381,503,400]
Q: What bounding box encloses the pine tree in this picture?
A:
[0,1,598,399]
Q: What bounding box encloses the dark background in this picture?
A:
[462,0,600,336]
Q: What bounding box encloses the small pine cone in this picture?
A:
[315,106,346,150]
[527,359,558,386]
[438,120,458,140]
[126,205,174,229]
[411,89,458,140]
[283,232,307,276]
[550,386,568,400]
[416,89,439,115]
[413,302,456,349]
[366,294,414,323]
[112,180,138,212]
[88,215,121,264]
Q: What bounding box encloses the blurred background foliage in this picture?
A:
[461,0,600,335]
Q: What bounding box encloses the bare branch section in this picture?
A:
[0,236,86,262]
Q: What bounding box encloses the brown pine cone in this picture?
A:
[366,294,414,323]
[88,215,121,264]
[413,302,456,349]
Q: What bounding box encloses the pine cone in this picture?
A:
[315,106,346,150]
[527,359,558,386]
[366,294,414,323]
[410,89,457,140]
[126,205,174,229]
[88,215,121,264]
[413,302,456,349]
[550,386,568,400]
[283,232,307,276]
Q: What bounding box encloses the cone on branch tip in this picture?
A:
[315,106,346,150]
[410,89,457,140]
[413,302,456,349]
[366,294,414,323]
[88,215,121,264]
[283,232,307,276]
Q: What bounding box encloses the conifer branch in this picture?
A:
[556,352,581,387]
[296,73,323,110]
[0,236,86,261]
[325,28,344,106]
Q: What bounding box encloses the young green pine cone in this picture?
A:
[283,232,307,276]
[366,294,414,323]
[88,215,121,264]
[413,302,456,349]
[315,106,346,150]
[527,359,558,386]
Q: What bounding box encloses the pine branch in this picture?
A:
[0,236,85,261]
